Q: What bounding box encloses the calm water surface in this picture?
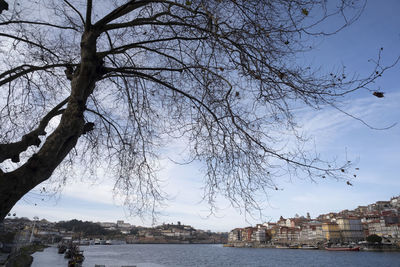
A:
[32,244,400,267]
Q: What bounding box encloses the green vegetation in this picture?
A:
[0,231,15,244]
[5,244,47,267]
[366,234,382,244]
[56,219,119,236]
[129,228,139,235]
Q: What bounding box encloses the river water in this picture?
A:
[32,244,400,267]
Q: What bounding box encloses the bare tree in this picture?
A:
[0,0,392,220]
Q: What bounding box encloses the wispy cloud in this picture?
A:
[299,92,400,146]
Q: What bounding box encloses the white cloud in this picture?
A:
[62,180,116,205]
[13,203,125,223]
[299,92,400,146]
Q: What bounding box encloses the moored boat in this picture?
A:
[64,249,73,259]
[275,245,290,249]
[74,251,85,263]
[57,244,67,254]
[325,246,360,251]
[300,245,318,250]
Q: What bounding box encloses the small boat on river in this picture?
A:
[300,245,318,250]
[275,245,290,249]
[325,246,360,251]
[57,244,67,254]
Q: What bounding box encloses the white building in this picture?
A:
[254,228,266,242]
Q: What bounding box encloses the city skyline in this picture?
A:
[8,194,399,232]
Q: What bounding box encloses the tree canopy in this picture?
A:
[56,219,118,236]
[366,234,382,244]
[0,0,392,220]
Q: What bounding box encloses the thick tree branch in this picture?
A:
[85,0,93,31]
[0,20,78,30]
[0,64,76,86]
[106,66,195,72]
[94,0,151,29]
[103,10,171,31]
[97,36,207,57]
[0,98,69,163]
[101,0,214,32]
[103,20,210,34]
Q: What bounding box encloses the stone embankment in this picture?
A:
[227,242,400,251]
[2,244,47,267]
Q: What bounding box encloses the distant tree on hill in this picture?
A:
[129,228,139,236]
[0,0,396,220]
[366,234,382,244]
[55,219,117,236]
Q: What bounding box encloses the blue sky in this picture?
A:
[11,1,400,232]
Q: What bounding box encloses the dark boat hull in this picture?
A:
[325,246,360,251]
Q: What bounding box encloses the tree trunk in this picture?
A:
[0,30,99,221]
[0,98,86,221]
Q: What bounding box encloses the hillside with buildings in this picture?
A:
[0,219,226,265]
[228,195,400,249]
[0,218,226,254]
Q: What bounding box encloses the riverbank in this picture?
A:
[226,242,400,252]
[2,244,48,267]
[126,240,223,244]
